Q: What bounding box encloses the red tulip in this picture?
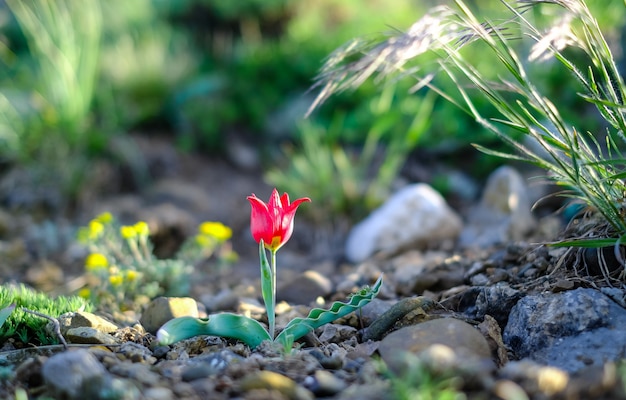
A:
[247,189,310,251]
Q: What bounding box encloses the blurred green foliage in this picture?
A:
[0,0,624,219]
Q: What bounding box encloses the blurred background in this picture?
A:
[0,0,624,229]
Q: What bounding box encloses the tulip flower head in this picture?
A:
[247,189,310,251]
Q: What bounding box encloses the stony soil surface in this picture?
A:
[1,135,625,399]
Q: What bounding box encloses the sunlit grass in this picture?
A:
[308,0,626,282]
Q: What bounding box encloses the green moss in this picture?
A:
[0,284,93,346]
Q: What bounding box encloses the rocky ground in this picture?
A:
[1,135,626,399]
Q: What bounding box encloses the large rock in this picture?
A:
[378,318,494,375]
[140,297,199,334]
[345,184,462,263]
[42,349,112,399]
[503,288,626,373]
[459,166,535,248]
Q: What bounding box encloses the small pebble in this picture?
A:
[240,370,314,400]
[305,370,347,396]
[471,273,490,286]
[142,387,175,400]
[552,279,574,292]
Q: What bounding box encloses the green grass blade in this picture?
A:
[548,238,619,248]
[156,313,271,348]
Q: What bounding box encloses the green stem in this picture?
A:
[269,248,277,339]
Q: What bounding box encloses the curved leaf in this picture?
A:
[156,313,271,348]
[0,303,15,328]
[275,274,383,346]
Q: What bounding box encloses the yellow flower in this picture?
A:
[78,288,91,299]
[88,221,104,240]
[85,253,108,271]
[134,221,150,236]
[125,270,138,282]
[109,275,123,286]
[198,222,232,241]
[96,212,113,225]
[120,225,137,239]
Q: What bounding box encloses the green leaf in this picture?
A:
[0,303,15,328]
[274,274,383,346]
[156,313,271,348]
[156,275,384,350]
[548,237,621,248]
[259,241,275,339]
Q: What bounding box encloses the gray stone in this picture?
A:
[317,324,357,344]
[140,297,199,334]
[503,288,626,372]
[378,318,493,375]
[345,184,462,263]
[42,349,110,399]
[142,387,175,400]
[462,283,523,327]
[459,166,535,248]
[277,270,333,304]
[305,370,347,396]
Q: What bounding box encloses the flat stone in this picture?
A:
[240,370,314,400]
[140,297,199,334]
[57,311,119,335]
[66,327,119,345]
[378,318,492,375]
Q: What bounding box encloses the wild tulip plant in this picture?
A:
[157,189,383,349]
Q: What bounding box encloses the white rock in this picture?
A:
[345,184,462,263]
[459,166,535,248]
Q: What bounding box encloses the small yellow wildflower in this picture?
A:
[120,225,137,239]
[198,222,232,241]
[125,270,138,282]
[85,253,108,271]
[95,212,113,225]
[88,221,104,240]
[78,288,91,299]
[134,221,150,236]
[109,275,123,286]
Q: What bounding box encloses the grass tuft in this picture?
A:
[308,0,626,283]
[0,284,93,346]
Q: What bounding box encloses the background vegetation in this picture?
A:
[0,0,624,224]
